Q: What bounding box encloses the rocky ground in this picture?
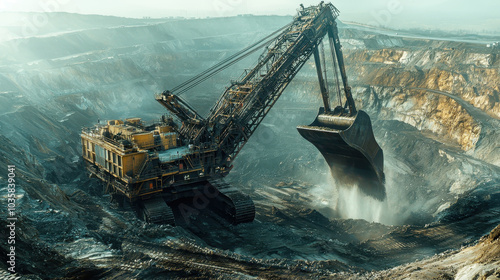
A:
[0,13,499,279]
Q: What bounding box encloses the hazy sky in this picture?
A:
[1,0,499,31]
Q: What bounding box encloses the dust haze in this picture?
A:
[1,0,499,32]
[0,2,499,279]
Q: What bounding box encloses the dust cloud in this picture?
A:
[305,158,425,226]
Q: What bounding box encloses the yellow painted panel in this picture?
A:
[122,153,147,177]
[161,133,177,150]
[132,132,154,149]
[107,120,124,125]
[157,125,174,133]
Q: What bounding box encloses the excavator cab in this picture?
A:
[298,22,386,200]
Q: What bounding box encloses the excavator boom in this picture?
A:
[206,3,344,161]
[161,2,385,199]
[81,2,386,228]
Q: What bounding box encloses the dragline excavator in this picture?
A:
[81,2,385,226]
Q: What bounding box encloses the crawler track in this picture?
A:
[142,197,175,226]
[209,180,256,224]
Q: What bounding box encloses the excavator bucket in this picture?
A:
[297,108,386,200]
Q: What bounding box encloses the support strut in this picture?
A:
[313,45,331,112]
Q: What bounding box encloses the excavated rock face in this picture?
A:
[340,43,500,166]
[0,13,499,279]
[355,86,481,151]
[344,47,500,118]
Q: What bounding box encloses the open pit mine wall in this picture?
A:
[337,35,500,166]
